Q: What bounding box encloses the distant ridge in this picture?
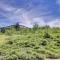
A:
[0,24,28,29]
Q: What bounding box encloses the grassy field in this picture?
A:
[0,27,60,60]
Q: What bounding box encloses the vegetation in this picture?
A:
[43,32,51,38]
[0,24,60,60]
[0,27,5,33]
[14,22,20,31]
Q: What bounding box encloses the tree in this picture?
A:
[14,22,20,31]
[33,23,39,31]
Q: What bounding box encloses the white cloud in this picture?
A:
[32,17,46,26]
[56,0,60,5]
[0,2,33,27]
[0,2,16,12]
[47,19,60,27]
[0,1,60,28]
[0,1,48,28]
[56,0,60,12]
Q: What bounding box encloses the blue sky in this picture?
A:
[0,0,60,27]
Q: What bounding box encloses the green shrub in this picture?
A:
[56,40,60,46]
[26,50,32,54]
[36,55,45,60]
[34,46,40,49]
[33,53,45,60]
[48,54,60,59]
[41,40,48,46]
[10,51,16,55]
[0,51,2,55]
[7,41,13,45]
[56,35,60,38]
[6,55,17,60]
[22,42,35,48]
[0,27,5,33]
[6,32,12,36]
[0,50,6,56]
[43,32,51,38]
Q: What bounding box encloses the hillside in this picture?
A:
[0,26,60,60]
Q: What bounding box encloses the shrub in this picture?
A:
[7,41,13,45]
[41,40,47,46]
[10,51,16,55]
[34,46,40,49]
[6,32,12,36]
[0,27,5,33]
[0,51,5,56]
[33,53,45,60]
[26,50,32,54]
[48,54,60,59]
[56,35,60,38]
[36,55,45,60]
[23,42,35,48]
[56,40,60,46]
[43,32,50,38]
[6,55,17,60]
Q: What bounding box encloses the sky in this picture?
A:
[0,0,60,27]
